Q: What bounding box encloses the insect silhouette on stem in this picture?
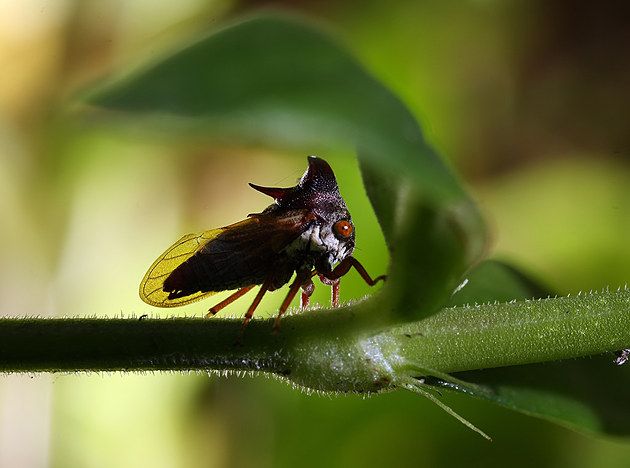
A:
[139,156,386,331]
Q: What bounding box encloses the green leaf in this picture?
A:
[455,357,630,435]
[81,12,487,322]
[85,13,463,204]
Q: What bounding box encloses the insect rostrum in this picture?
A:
[139,156,386,330]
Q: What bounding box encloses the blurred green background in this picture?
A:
[2,1,630,467]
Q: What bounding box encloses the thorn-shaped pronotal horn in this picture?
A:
[249,156,339,200]
[300,155,338,192]
[248,183,293,200]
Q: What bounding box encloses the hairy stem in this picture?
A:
[393,288,630,372]
[1,289,629,395]
[0,317,289,373]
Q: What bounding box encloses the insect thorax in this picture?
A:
[282,221,353,274]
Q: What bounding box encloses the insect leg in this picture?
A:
[316,275,340,307]
[300,279,315,309]
[206,286,255,318]
[300,270,316,309]
[242,279,272,330]
[331,280,340,307]
[322,256,387,286]
[317,272,341,307]
[274,270,311,332]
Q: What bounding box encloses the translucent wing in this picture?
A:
[139,229,224,307]
[139,211,312,308]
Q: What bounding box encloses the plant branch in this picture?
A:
[2,289,629,396]
[393,288,630,373]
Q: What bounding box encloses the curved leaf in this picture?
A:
[455,357,630,435]
[85,13,463,204]
[80,12,487,321]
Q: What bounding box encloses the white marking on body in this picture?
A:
[282,223,345,269]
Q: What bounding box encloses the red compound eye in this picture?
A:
[333,220,353,238]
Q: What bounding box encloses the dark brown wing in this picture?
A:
[139,210,311,308]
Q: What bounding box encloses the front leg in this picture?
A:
[317,257,386,308]
[320,256,387,286]
[318,274,340,307]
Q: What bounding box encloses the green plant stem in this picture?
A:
[0,316,289,373]
[1,289,629,394]
[394,289,630,373]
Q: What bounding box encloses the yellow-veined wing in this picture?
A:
[139,211,313,308]
[139,229,224,307]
